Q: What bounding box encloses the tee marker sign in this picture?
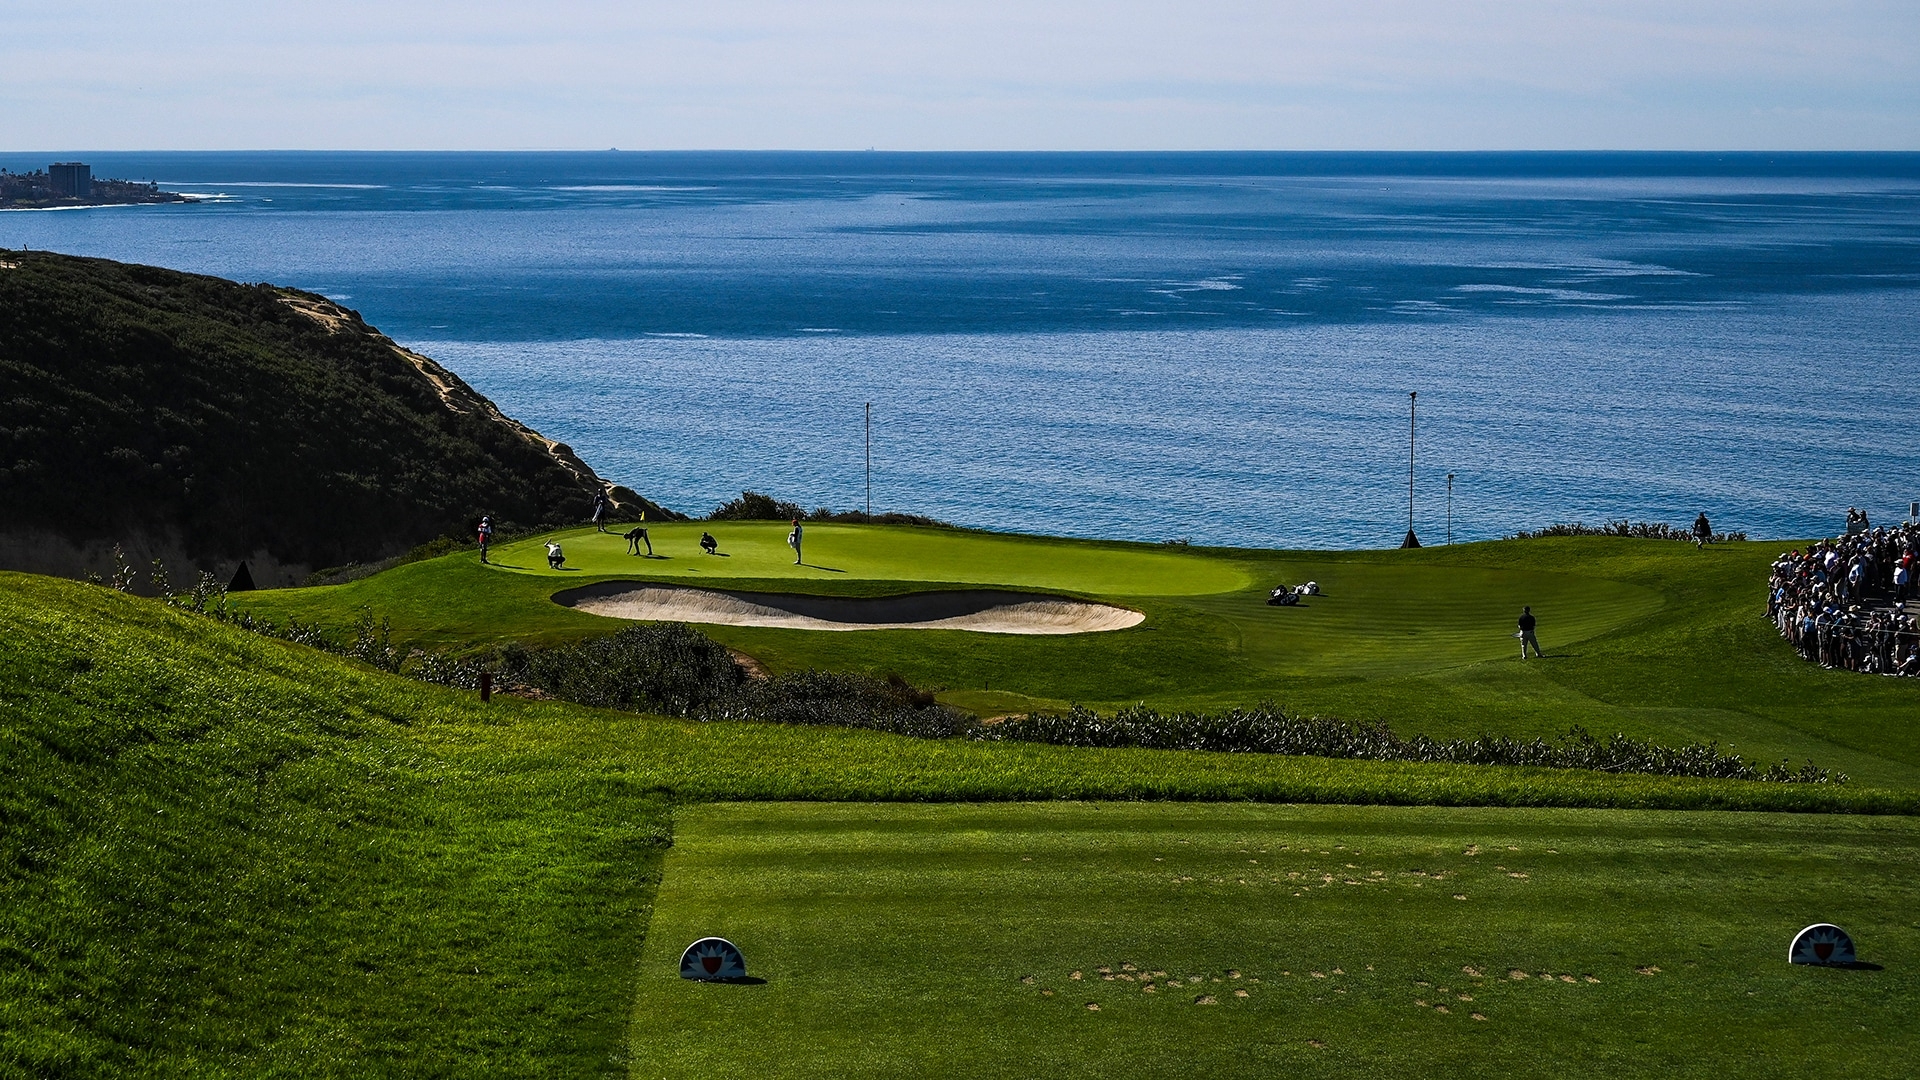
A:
[679,937,748,981]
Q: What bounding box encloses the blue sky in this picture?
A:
[1,1,1913,150]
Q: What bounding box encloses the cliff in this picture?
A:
[0,251,675,586]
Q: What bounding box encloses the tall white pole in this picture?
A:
[1401,392,1421,548]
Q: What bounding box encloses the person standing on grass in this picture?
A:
[477,515,494,564]
[788,517,804,565]
[1693,512,1712,548]
[591,490,610,533]
[1517,606,1543,659]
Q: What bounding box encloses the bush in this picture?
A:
[1507,521,1748,542]
[973,704,1838,783]
[707,489,950,527]
[708,491,806,521]
[499,623,747,715]
[697,670,975,739]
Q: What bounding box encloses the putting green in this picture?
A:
[487,522,1249,597]
[631,802,1920,1078]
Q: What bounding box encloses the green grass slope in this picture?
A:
[1,575,1913,1075]
[633,802,1920,1079]
[0,575,669,1078]
[234,526,1920,788]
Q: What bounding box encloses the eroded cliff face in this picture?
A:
[272,292,659,519]
[0,252,679,584]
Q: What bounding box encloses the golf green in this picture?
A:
[489,521,1248,595]
[630,802,1920,1079]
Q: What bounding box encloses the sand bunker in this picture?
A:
[555,583,1143,635]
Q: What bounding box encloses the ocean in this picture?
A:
[4,151,1917,547]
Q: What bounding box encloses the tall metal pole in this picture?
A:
[1405,390,1420,534]
[865,402,872,517]
[1400,392,1421,548]
[1447,472,1455,546]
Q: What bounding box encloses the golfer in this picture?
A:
[1693,512,1712,549]
[591,491,610,533]
[1517,606,1543,659]
[477,515,494,564]
[787,518,803,565]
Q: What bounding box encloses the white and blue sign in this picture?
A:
[679,937,747,981]
[1789,923,1856,966]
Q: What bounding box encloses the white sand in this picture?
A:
[558,584,1143,635]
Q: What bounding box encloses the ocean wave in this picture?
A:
[1453,284,1630,302]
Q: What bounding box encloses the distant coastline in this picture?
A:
[0,163,192,210]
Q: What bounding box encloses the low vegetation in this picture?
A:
[980,705,1843,783]
[706,489,950,527]
[1507,520,1749,542]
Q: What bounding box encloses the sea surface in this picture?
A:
[4,151,1917,547]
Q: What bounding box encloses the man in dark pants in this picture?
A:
[1517,606,1543,659]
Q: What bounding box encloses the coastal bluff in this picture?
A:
[0,251,672,587]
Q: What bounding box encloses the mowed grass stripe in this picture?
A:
[630,802,1920,1079]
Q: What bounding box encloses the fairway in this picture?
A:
[232,528,1920,787]
[631,802,1920,1079]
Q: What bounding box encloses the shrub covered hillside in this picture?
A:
[0,252,674,584]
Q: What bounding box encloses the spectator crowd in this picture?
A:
[1768,509,1919,677]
